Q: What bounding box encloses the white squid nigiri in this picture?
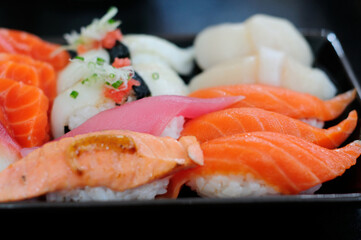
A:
[189,47,336,100]
[133,62,189,96]
[51,79,116,139]
[57,49,110,93]
[122,34,194,75]
[194,14,313,70]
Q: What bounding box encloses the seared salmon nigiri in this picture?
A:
[0,130,203,202]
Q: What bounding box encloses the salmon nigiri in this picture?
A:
[0,28,70,71]
[0,130,203,202]
[181,107,358,148]
[166,132,361,198]
[0,53,56,101]
[188,84,356,121]
[0,78,49,147]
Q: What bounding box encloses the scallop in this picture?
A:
[188,47,336,100]
[194,14,313,70]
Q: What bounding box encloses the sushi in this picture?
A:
[180,107,358,148]
[122,34,194,75]
[166,131,361,198]
[129,62,190,96]
[0,129,203,202]
[188,84,356,122]
[194,14,313,70]
[121,34,193,96]
[51,56,147,138]
[57,49,110,94]
[0,78,49,148]
[188,47,336,99]
[60,95,244,139]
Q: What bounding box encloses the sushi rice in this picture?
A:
[186,174,321,198]
[47,177,170,202]
[187,174,279,198]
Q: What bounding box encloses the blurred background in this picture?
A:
[0,0,360,79]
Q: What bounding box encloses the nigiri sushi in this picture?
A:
[0,129,203,202]
[188,84,356,122]
[122,34,194,75]
[60,95,243,139]
[166,132,361,198]
[132,62,189,96]
[180,108,358,148]
[56,49,110,94]
[194,14,313,70]
[120,34,192,96]
[189,47,336,99]
[51,57,150,138]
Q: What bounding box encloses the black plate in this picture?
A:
[2,30,361,227]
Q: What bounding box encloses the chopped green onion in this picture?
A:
[96,57,105,65]
[111,80,123,89]
[92,73,98,77]
[108,19,116,24]
[88,61,96,70]
[109,73,115,78]
[70,90,79,99]
[152,72,159,80]
[105,81,111,85]
[74,56,84,61]
[81,78,89,84]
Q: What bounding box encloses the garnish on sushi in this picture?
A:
[62,6,122,54]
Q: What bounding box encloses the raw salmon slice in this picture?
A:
[0,61,40,87]
[0,28,70,71]
[0,130,203,202]
[189,84,356,121]
[181,107,358,148]
[0,78,49,147]
[0,53,56,101]
[166,131,361,198]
